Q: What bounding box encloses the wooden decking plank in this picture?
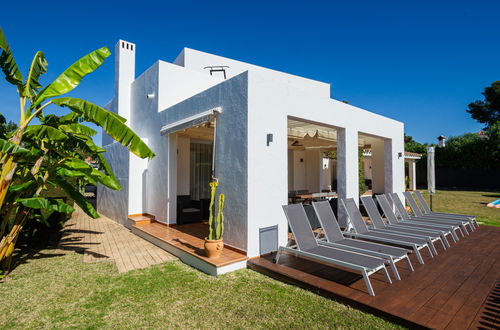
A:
[466,278,500,329]
[445,269,500,329]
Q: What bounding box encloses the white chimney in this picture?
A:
[115,40,136,122]
[438,135,446,147]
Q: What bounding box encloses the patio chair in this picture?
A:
[312,201,413,281]
[340,198,433,264]
[276,203,392,296]
[405,191,477,231]
[363,195,451,250]
[389,193,466,238]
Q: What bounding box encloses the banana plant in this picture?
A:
[0,27,155,273]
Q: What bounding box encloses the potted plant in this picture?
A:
[204,180,225,258]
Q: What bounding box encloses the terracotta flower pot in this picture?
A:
[204,238,224,258]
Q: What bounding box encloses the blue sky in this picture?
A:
[1,0,498,144]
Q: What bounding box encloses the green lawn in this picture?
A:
[418,190,500,227]
[3,189,495,329]
[0,248,402,329]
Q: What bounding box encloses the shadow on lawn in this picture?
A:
[9,245,66,272]
[482,193,500,198]
[6,223,107,275]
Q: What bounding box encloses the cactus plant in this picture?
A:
[208,180,225,241]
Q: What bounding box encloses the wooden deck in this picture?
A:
[248,225,500,329]
[59,208,176,272]
[132,221,247,275]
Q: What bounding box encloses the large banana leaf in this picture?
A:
[53,175,99,218]
[32,47,110,108]
[16,197,74,214]
[61,109,127,124]
[52,97,155,159]
[9,181,36,192]
[23,51,48,98]
[96,153,120,190]
[90,167,120,190]
[70,134,106,153]
[57,158,93,176]
[0,27,23,88]
[57,158,120,190]
[24,125,68,141]
[0,138,29,156]
[59,123,97,137]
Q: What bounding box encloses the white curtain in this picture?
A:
[190,142,213,200]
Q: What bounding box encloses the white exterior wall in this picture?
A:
[100,41,405,259]
[115,40,135,121]
[246,71,405,257]
[292,150,306,190]
[175,48,330,98]
[305,149,321,192]
[158,61,222,111]
[97,142,130,225]
[98,40,135,223]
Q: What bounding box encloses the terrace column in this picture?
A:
[371,139,385,194]
[407,159,416,191]
[337,128,359,228]
[384,139,394,194]
[370,138,394,194]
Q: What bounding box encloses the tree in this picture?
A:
[467,81,500,128]
[0,27,155,273]
[0,114,17,139]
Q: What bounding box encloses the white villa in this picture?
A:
[97,40,411,273]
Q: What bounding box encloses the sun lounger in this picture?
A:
[340,198,433,265]
[405,191,477,231]
[414,191,477,221]
[389,193,466,238]
[312,200,413,280]
[363,195,451,250]
[276,203,392,296]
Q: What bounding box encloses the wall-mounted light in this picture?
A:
[398,152,403,159]
[147,93,155,99]
[266,133,273,146]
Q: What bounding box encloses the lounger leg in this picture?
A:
[274,248,282,264]
[451,229,460,241]
[462,225,469,235]
[406,256,414,272]
[443,234,451,248]
[388,259,401,281]
[457,226,465,238]
[382,266,393,284]
[426,243,435,258]
[414,246,424,264]
[362,270,376,296]
[450,231,458,243]
[429,239,438,256]
[439,236,447,250]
